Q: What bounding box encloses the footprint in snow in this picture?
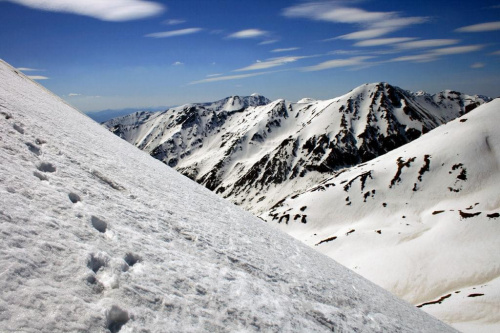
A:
[68,192,81,203]
[33,171,48,181]
[124,252,141,268]
[37,161,56,173]
[25,142,41,156]
[12,123,24,134]
[90,216,107,233]
[106,305,130,333]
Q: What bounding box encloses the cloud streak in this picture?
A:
[227,29,268,39]
[283,1,427,40]
[17,67,44,72]
[456,21,500,32]
[395,39,460,49]
[163,19,185,25]
[28,75,49,80]
[302,56,373,71]
[471,63,484,69]
[390,44,485,63]
[354,37,416,47]
[259,40,278,45]
[234,56,311,72]
[5,0,165,21]
[189,71,280,85]
[271,47,300,53]
[145,28,202,38]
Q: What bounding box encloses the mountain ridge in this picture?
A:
[104,82,490,215]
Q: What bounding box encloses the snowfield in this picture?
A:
[267,98,500,332]
[0,61,456,332]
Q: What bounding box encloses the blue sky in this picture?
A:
[1,0,499,112]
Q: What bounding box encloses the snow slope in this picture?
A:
[104,83,489,216]
[0,61,456,331]
[266,98,500,332]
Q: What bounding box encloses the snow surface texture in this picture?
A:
[267,98,500,332]
[0,61,457,332]
[103,83,489,218]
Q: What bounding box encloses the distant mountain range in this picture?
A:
[85,106,169,123]
[103,83,489,215]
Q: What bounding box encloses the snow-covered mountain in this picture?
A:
[0,61,457,331]
[103,83,489,215]
[265,98,500,332]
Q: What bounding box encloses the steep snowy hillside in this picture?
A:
[104,83,489,215]
[266,98,500,332]
[0,61,456,331]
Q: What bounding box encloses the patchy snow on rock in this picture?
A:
[0,61,456,332]
[103,82,489,217]
[266,98,500,332]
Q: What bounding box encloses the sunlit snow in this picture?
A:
[0,60,457,332]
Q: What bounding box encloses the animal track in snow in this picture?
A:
[68,192,81,203]
[25,142,41,156]
[12,123,24,134]
[106,305,130,333]
[0,110,12,119]
[87,253,108,273]
[37,162,56,173]
[33,171,48,181]
[90,216,107,233]
[124,252,141,267]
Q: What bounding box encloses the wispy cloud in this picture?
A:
[283,1,427,40]
[234,56,309,72]
[354,37,416,47]
[390,44,485,63]
[390,54,437,63]
[328,50,361,55]
[206,73,222,77]
[5,0,165,21]
[395,39,460,49]
[17,67,44,72]
[259,39,279,45]
[189,71,277,85]
[163,19,185,25]
[271,47,300,53]
[145,28,202,38]
[28,75,49,80]
[334,28,396,40]
[456,21,500,32]
[172,61,184,66]
[283,3,391,23]
[68,93,81,96]
[471,62,485,69]
[302,56,373,71]
[227,29,268,39]
[491,50,500,55]
[432,45,485,55]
